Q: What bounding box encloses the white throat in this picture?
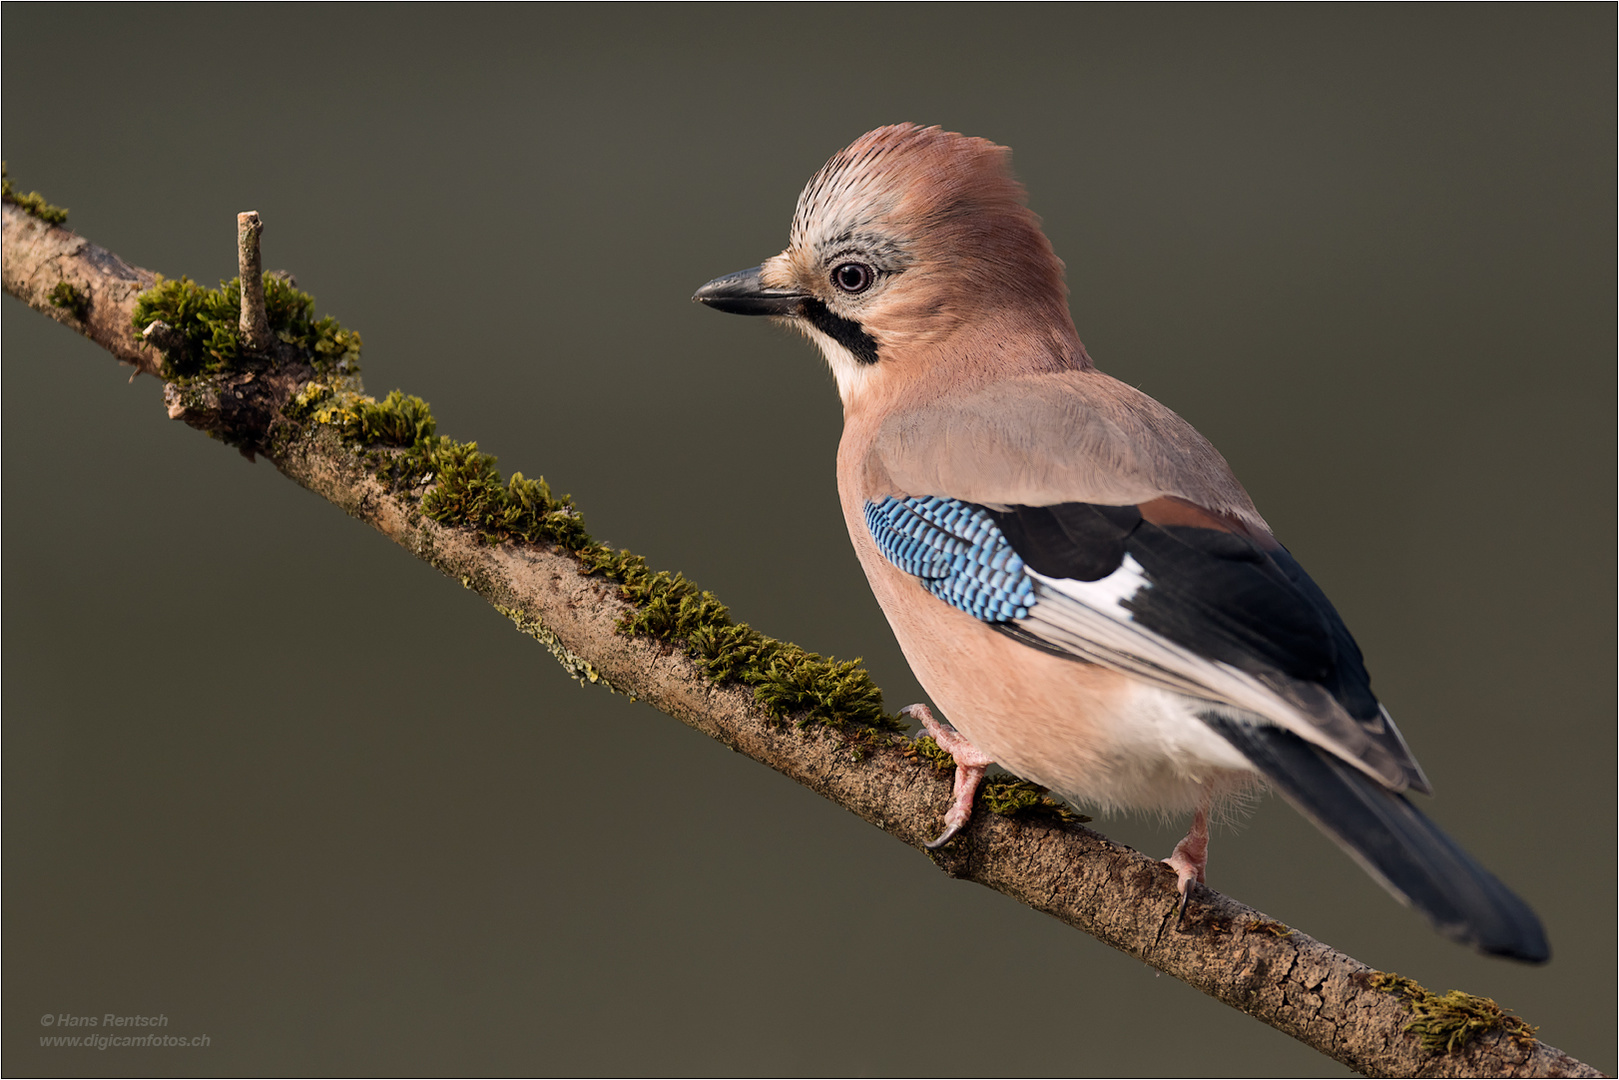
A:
[799,321,878,407]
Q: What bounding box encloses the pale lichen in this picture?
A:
[496,604,630,697]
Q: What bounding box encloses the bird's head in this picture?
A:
[695,124,1087,409]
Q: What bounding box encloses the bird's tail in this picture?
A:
[1199,711,1549,963]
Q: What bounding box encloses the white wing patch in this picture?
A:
[1033,555,1150,612]
[1019,565,1396,784]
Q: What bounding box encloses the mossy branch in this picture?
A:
[0,199,1600,1080]
[2,162,68,224]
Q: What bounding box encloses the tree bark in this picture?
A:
[235,210,271,351]
[1,202,1600,1079]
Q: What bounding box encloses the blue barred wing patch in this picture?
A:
[864,496,1036,622]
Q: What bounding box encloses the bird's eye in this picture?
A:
[831,262,876,295]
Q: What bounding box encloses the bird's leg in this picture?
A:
[903,703,994,849]
[1163,802,1211,926]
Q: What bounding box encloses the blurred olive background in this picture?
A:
[4,8,1612,1077]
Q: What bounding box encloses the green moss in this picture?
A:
[752,647,896,733]
[2,163,68,224]
[48,281,89,321]
[345,390,436,447]
[578,544,901,733]
[131,276,240,378]
[1369,972,1537,1053]
[906,734,956,773]
[130,274,361,381]
[284,381,338,421]
[980,777,1089,823]
[416,440,589,549]
[305,317,363,375]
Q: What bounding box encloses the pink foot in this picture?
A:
[1163,806,1210,924]
[903,703,994,849]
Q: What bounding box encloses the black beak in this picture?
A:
[692,266,806,317]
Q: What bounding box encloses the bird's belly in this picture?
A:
[866,558,1256,814]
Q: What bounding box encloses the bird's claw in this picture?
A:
[1163,806,1210,930]
[905,703,993,848]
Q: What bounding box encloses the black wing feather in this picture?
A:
[990,502,1139,582]
[988,504,1380,723]
[1200,711,1549,962]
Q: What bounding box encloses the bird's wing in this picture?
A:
[861,384,1558,962]
[863,373,1430,794]
[863,494,1427,793]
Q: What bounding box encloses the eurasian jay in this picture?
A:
[693,123,1548,963]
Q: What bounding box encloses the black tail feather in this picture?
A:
[1200,712,1549,963]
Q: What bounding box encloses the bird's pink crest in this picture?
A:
[791,124,1069,311]
[789,125,1012,242]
